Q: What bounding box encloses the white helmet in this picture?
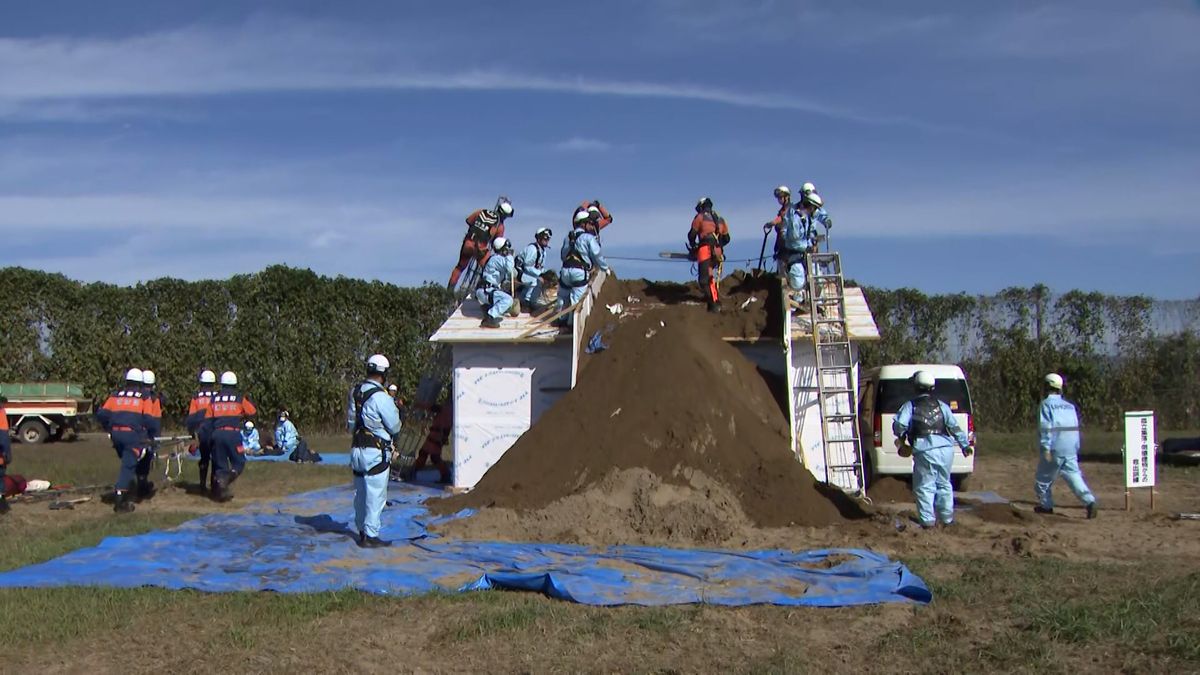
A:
[774,185,791,198]
[244,420,255,430]
[199,369,217,384]
[497,199,514,217]
[803,192,823,208]
[914,370,936,390]
[1045,373,1064,390]
[279,410,289,420]
[801,182,816,194]
[142,370,156,386]
[367,354,390,374]
[586,206,601,218]
[535,227,553,239]
[124,367,144,383]
[387,384,398,393]
[492,236,513,254]
[573,210,590,225]
[220,371,238,386]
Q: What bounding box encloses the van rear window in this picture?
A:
[877,379,972,415]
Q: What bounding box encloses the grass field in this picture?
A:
[0,431,1198,673]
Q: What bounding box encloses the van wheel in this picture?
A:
[951,473,972,492]
[17,420,49,444]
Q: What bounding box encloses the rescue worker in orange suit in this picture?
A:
[409,403,453,484]
[447,196,514,291]
[135,370,163,501]
[186,369,219,493]
[0,395,11,515]
[202,370,257,501]
[572,200,613,237]
[95,368,160,513]
[687,197,731,313]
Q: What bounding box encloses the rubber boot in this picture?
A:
[707,301,721,314]
[0,496,10,515]
[113,491,136,514]
[1086,502,1098,519]
[359,535,391,549]
[198,461,210,493]
[436,460,452,484]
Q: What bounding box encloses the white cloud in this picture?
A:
[552,137,613,152]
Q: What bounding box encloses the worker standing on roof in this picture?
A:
[203,371,257,502]
[892,370,973,529]
[1035,374,1098,519]
[559,211,612,325]
[476,236,518,329]
[516,228,554,313]
[448,196,514,291]
[186,369,219,493]
[0,396,11,515]
[764,186,793,261]
[274,410,299,455]
[135,369,163,502]
[95,368,157,513]
[347,354,402,548]
[688,197,731,314]
[572,200,613,237]
[774,192,822,302]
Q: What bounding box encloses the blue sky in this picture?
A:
[1,0,1197,298]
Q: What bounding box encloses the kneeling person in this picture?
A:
[347,354,403,548]
[476,237,518,329]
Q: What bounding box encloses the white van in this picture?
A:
[858,364,976,490]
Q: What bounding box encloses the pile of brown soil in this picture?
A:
[867,476,913,504]
[972,503,1035,525]
[586,271,784,341]
[432,305,870,544]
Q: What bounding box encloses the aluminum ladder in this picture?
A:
[806,251,866,494]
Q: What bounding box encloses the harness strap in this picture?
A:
[351,381,392,476]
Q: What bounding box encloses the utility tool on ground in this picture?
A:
[806,251,866,495]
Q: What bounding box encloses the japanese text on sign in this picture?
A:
[1124,411,1156,488]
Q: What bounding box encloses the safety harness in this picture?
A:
[906,394,948,443]
[466,210,499,244]
[351,382,392,477]
[562,230,591,271]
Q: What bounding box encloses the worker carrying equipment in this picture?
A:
[687,197,731,313]
[1035,373,1097,519]
[346,354,403,548]
[572,200,613,237]
[515,228,554,313]
[96,367,161,513]
[186,369,220,493]
[892,370,973,529]
[476,236,518,328]
[447,196,514,291]
[559,217,612,326]
[202,371,257,502]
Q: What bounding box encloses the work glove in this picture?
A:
[962,445,974,457]
[762,222,774,233]
[591,200,602,208]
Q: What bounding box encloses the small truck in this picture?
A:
[1,382,92,444]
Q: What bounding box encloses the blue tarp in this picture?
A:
[0,484,931,606]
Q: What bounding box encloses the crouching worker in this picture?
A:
[347,354,402,548]
[203,371,257,502]
[476,236,518,329]
[241,421,262,455]
[96,368,159,513]
[892,370,973,529]
[274,410,299,455]
[410,403,453,484]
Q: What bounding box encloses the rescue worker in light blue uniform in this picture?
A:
[777,193,819,296]
[1035,373,1097,519]
[346,354,402,548]
[516,228,553,311]
[274,411,299,454]
[558,211,612,325]
[241,421,261,454]
[476,236,517,328]
[893,370,973,528]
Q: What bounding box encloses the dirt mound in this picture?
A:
[432,305,870,540]
[586,271,784,341]
[867,476,912,504]
[972,503,1035,525]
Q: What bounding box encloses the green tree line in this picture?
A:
[2,266,1196,431]
[859,285,1200,431]
[0,266,453,432]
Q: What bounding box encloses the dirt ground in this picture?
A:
[2,434,1199,673]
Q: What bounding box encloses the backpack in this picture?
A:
[907,395,947,441]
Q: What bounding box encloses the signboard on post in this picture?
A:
[1123,410,1156,510]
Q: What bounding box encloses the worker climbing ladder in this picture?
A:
[806,251,866,494]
